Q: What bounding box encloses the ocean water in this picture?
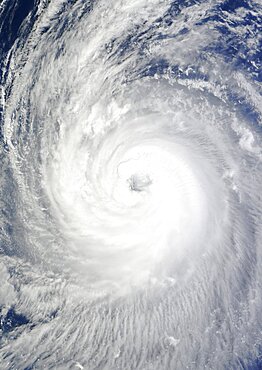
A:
[0,0,262,369]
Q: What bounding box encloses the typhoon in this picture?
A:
[0,0,262,369]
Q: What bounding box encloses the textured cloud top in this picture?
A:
[0,0,262,369]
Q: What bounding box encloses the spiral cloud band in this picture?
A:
[0,0,262,368]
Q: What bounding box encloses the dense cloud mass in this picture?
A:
[0,0,262,369]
